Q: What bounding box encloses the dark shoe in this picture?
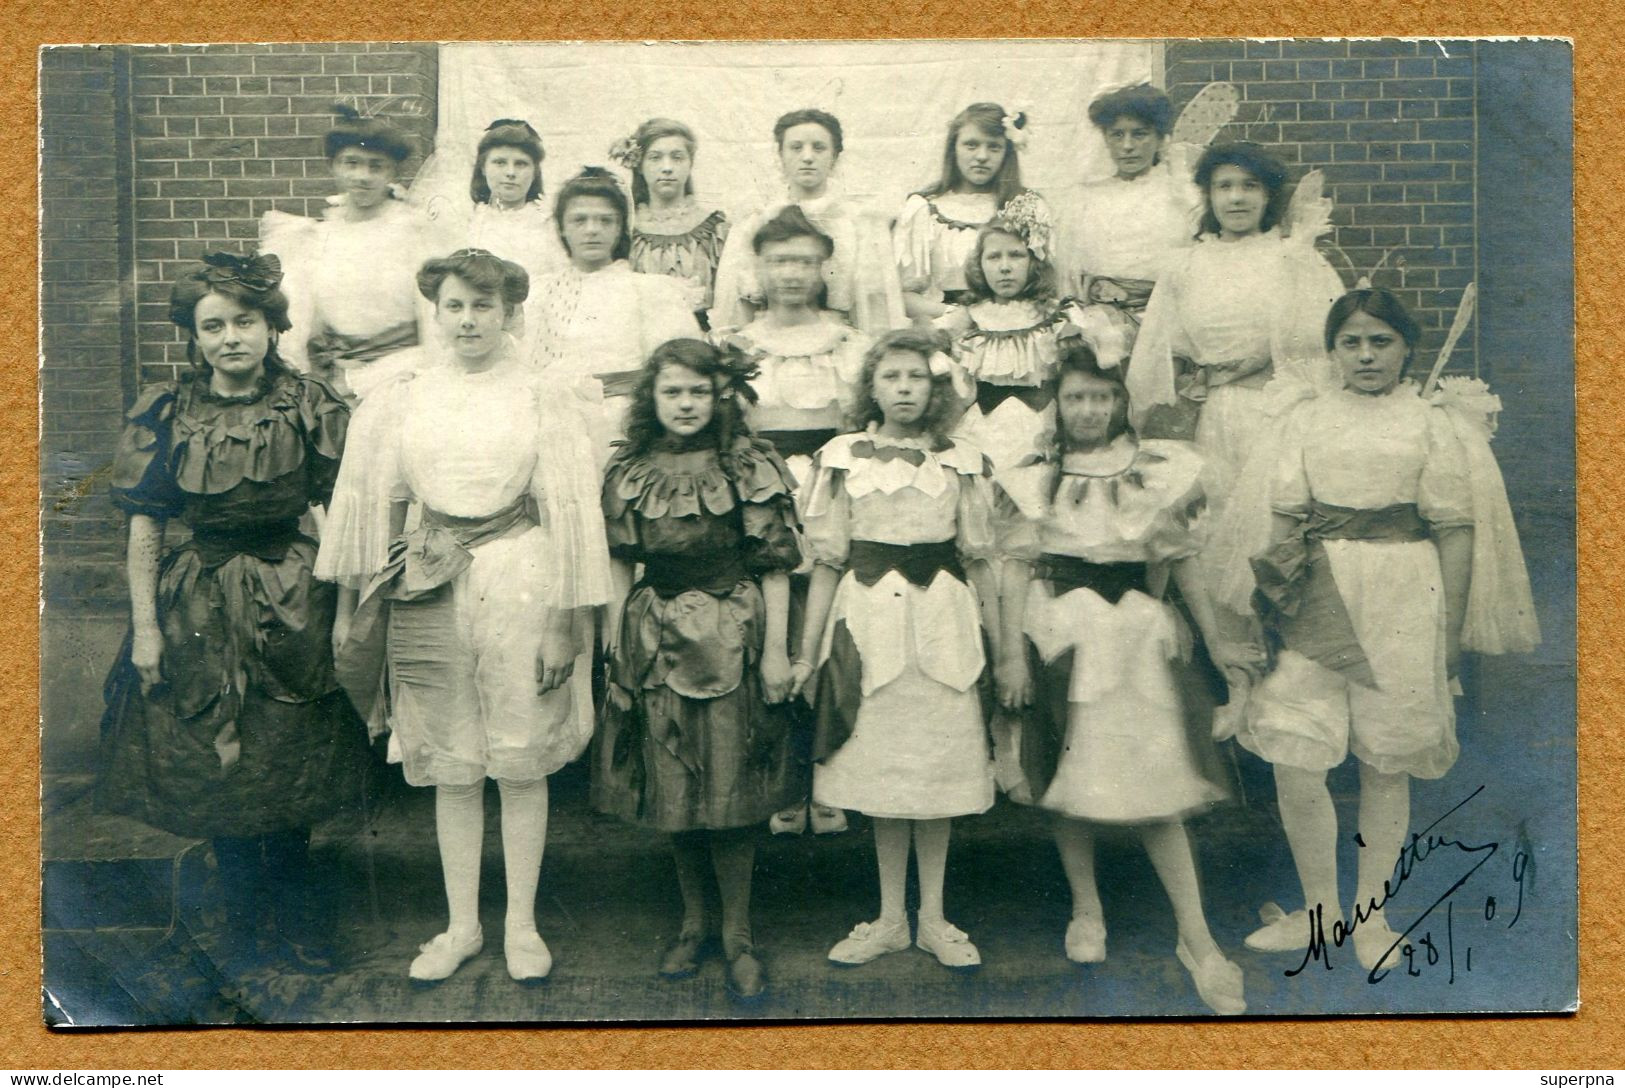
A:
[725,945,766,1002]
[659,930,706,979]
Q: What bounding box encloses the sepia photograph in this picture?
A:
[37,37,1576,1027]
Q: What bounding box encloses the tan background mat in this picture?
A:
[6,5,1617,1070]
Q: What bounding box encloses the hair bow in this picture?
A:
[1001,106,1031,151]
[201,251,282,294]
[716,341,763,404]
[608,135,643,172]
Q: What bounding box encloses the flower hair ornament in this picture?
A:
[608,134,643,173]
[201,251,283,294]
[993,189,1053,261]
[1001,105,1032,151]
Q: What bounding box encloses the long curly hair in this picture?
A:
[553,167,633,262]
[169,252,295,380]
[917,102,1026,207]
[961,221,1059,304]
[846,328,961,437]
[620,338,758,462]
[470,118,545,205]
[1193,141,1291,239]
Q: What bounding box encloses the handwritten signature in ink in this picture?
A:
[1285,784,1534,984]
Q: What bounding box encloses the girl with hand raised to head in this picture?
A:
[789,329,998,972]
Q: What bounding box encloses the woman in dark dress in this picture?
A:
[97,252,371,973]
[592,338,804,1001]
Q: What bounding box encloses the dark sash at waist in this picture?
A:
[977,380,1055,415]
[942,288,977,309]
[847,539,964,589]
[1304,501,1430,544]
[1083,274,1156,313]
[759,428,836,459]
[306,322,419,372]
[188,519,303,567]
[638,552,750,599]
[1034,555,1148,605]
[386,495,536,599]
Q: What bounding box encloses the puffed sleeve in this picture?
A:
[314,373,408,587]
[1418,407,1474,529]
[109,383,184,520]
[295,374,350,507]
[707,208,766,331]
[531,383,612,608]
[636,273,702,357]
[893,194,938,297]
[1136,442,1212,563]
[1126,254,1190,422]
[1268,406,1314,518]
[1426,392,1540,654]
[832,327,872,421]
[797,444,852,570]
[992,482,1041,563]
[598,448,644,562]
[932,305,975,346]
[259,210,320,374]
[1060,299,1130,372]
[955,454,998,563]
[1270,244,1347,369]
[732,439,803,576]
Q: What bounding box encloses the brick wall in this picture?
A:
[1165,39,1478,375]
[40,46,129,609]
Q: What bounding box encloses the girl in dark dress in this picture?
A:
[592,338,804,1001]
[97,252,370,973]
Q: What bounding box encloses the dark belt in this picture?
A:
[638,552,750,598]
[596,369,643,398]
[306,322,419,373]
[758,428,836,458]
[1307,501,1430,544]
[1034,555,1148,605]
[188,519,303,567]
[1083,274,1156,314]
[942,288,977,308]
[976,380,1054,415]
[846,539,964,589]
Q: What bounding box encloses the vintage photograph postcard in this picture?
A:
[39,37,1575,1026]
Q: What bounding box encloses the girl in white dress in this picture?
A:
[318,250,610,984]
[711,206,871,491]
[528,168,701,465]
[1052,83,1202,368]
[895,102,1050,322]
[934,191,1123,484]
[994,343,1250,1015]
[1127,142,1346,656]
[713,206,870,837]
[789,329,997,970]
[709,108,904,336]
[260,106,431,403]
[1233,289,1539,972]
[611,118,731,326]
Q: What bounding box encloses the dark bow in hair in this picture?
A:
[715,339,763,405]
[201,251,283,294]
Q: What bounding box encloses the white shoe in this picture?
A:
[1352,914,1410,973]
[915,917,981,970]
[1064,915,1107,964]
[505,926,553,982]
[1244,902,1313,953]
[809,803,848,835]
[1177,938,1246,1015]
[408,927,482,982]
[828,918,910,965]
[769,804,808,835]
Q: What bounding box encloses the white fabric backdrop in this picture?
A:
[432,40,1162,221]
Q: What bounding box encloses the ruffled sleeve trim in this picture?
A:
[109,382,183,518]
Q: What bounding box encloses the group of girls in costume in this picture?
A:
[95,83,1538,1015]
